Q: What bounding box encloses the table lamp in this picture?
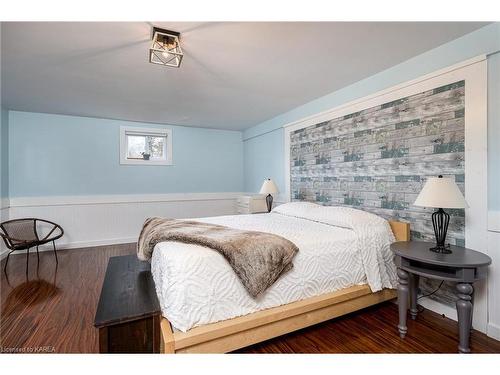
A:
[413,175,468,253]
[259,178,279,212]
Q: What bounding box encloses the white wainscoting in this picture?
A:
[0,201,9,254]
[487,217,500,340]
[0,193,243,259]
[489,210,500,233]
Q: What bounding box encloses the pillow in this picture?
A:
[316,206,388,230]
[273,202,387,230]
[274,202,396,292]
[271,201,320,217]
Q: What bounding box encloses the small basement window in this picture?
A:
[120,126,173,165]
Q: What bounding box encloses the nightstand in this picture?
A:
[236,195,268,214]
[391,241,491,353]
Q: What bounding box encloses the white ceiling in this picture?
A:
[1,22,488,130]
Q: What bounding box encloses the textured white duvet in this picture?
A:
[151,203,397,332]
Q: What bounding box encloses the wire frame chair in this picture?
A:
[0,218,64,274]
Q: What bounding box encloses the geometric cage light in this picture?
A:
[149,27,183,68]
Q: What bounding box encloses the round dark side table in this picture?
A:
[391,241,491,354]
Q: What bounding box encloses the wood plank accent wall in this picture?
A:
[289,80,466,305]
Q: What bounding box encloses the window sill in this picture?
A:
[120,159,173,166]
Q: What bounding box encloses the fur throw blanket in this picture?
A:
[137,217,299,297]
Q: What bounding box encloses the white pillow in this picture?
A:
[273,202,387,230]
[313,206,387,230]
[272,201,320,217]
[274,201,396,291]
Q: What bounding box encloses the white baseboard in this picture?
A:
[488,210,500,232]
[419,298,458,322]
[407,296,500,338]
[0,197,9,209]
[0,237,138,260]
[487,231,500,340]
[488,322,500,341]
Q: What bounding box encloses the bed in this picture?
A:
[151,202,410,353]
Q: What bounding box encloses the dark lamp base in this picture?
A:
[265,194,273,213]
[430,207,452,254]
[429,244,452,254]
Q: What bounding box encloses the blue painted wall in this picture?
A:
[243,23,500,210]
[243,128,284,195]
[0,107,8,200]
[3,23,499,206]
[7,111,243,197]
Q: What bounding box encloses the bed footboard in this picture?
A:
[160,285,396,353]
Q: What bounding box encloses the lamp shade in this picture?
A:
[413,176,468,209]
[259,179,279,195]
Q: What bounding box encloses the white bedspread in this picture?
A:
[151,203,397,332]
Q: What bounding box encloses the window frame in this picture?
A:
[119,126,173,166]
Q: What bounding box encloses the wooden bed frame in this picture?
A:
[160,220,410,353]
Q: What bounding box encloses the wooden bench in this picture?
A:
[94,254,161,353]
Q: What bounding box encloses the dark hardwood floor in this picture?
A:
[1,244,134,353]
[1,244,499,353]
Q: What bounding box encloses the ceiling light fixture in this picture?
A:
[149,27,183,68]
